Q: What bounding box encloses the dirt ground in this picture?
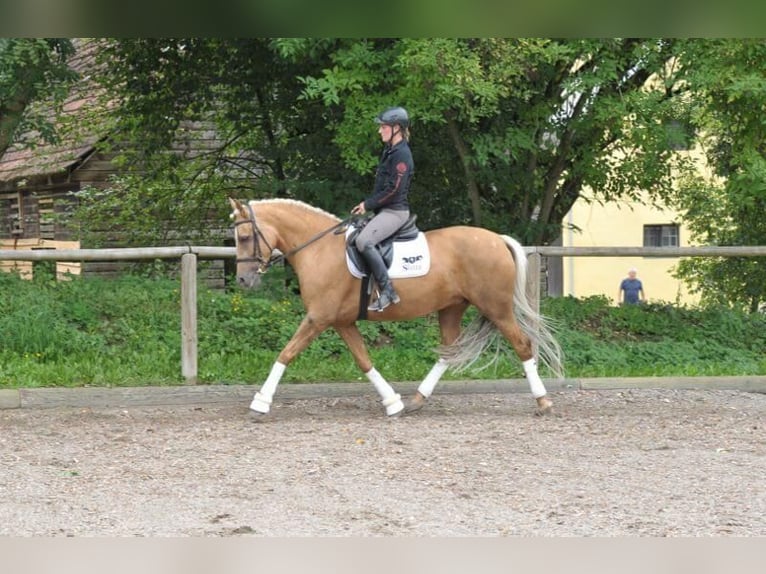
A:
[1,388,764,537]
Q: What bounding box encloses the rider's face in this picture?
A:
[378,123,394,141]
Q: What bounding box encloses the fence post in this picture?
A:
[181,252,198,384]
[526,250,542,360]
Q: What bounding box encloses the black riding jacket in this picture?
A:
[363,139,414,213]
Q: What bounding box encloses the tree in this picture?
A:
[72,38,370,244]
[0,38,76,157]
[293,38,691,243]
[671,39,766,313]
[85,39,693,246]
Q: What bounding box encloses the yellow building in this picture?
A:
[558,117,721,307]
[561,195,699,306]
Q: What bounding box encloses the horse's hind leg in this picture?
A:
[405,302,468,414]
[494,318,553,416]
[335,324,404,416]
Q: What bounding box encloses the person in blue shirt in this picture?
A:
[619,267,645,305]
[351,106,414,312]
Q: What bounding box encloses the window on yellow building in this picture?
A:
[643,224,679,247]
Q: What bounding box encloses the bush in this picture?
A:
[0,270,764,388]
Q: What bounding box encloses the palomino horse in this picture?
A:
[229,198,563,417]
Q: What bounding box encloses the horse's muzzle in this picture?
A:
[237,272,262,289]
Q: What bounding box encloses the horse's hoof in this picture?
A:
[383,394,404,417]
[249,410,269,422]
[403,395,425,415]
[386,401,404,417]
[534,396,554,417]
[249,393,272,415]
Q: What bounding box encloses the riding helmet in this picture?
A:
[375,106,409,128]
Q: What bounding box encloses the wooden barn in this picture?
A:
[0,40,232,286]
[0,39,107,278]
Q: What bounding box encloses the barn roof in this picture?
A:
[0,39,107,185]
[0,39,246,189]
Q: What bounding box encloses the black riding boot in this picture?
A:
[361,245,400,312]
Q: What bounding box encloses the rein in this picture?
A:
[235,203,354,273]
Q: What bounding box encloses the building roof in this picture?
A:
[0,39,106,184]
[0,39,249,189]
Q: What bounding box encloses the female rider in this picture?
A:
[351,106,414,312]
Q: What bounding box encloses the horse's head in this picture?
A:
[229,198,277,289]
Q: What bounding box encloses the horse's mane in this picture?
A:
[249,198,341,223]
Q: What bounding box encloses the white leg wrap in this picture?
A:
[250,361,286,414]
[523,358,547,399]
[365,367,403,416]
[418,359,449,398]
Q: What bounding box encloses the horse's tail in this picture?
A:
[502,235,564,379]
[438,235,564,380]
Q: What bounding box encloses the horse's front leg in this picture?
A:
[250,314,325,415]
[335,324,404,417]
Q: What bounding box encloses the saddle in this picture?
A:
[345,215,430,320]
[345,215,421,275]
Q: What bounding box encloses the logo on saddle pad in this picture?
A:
[345,228,431,279]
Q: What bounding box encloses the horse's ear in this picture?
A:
[228,197,247,219]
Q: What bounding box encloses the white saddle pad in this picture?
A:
[345,231,431,279]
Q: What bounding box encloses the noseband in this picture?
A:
[234,203,279,274]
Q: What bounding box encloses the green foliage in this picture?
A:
[90,38,364,230]
[0,273,764,389]
[671,39,766,312]
[294,38,692,242]
[543,295,766,377]
[0,271,182,387]
[9,39,766,312]
[73,165,232,247]
[81,38,698,246]
[0,38,76,155]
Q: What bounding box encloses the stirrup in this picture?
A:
[368,289,400,312]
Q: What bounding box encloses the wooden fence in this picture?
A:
[1,245,765,383]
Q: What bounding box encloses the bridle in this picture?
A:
[233,201,354,274]
[233,202,280,274]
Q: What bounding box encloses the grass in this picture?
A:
[1,268,764,389]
